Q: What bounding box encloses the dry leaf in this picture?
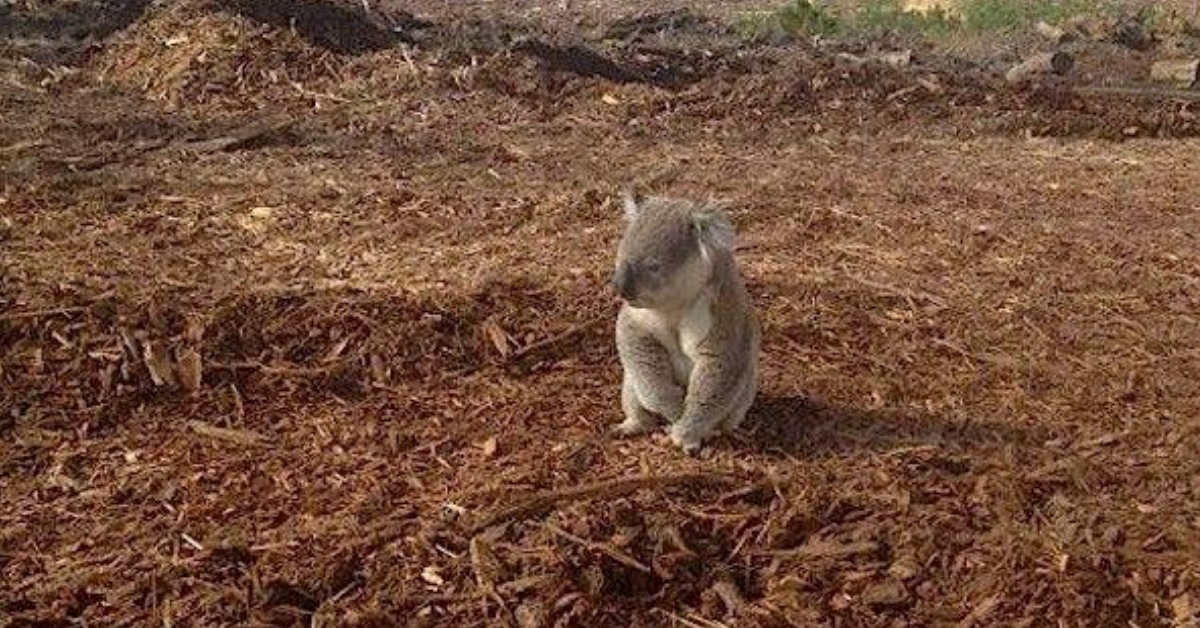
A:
[482,319,512,358]
[45,458,82,492]
[369,353,389,385]
[322,337,350,363]
[480,437,498,458]
[27,348,44,376]
[601,93,621,105]
[958,594,1000,628]
[99,364,116,396]
[1173,594,1195,627]
[498,575,552,596]
[711,578,746,614]
[861,579,909,609]
[469,535,504,588]
[119,329,139,359]
[183,316,205,344]
[829,592,852,611]
[515,600,548,628]
[142,340,177,387]
[50,330,72,349]
[230,384,245,422]
[887,554,920,580]
[420,566,445,587]
[176,348,202,393]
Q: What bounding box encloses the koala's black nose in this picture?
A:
[612,265,636,300]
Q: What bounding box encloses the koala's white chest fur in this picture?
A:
[626,292,714,385]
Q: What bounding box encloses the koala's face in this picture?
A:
[613,196,710,309]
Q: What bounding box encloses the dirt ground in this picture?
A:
[2,1,1200,627]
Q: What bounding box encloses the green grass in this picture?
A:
[737,0,1150,42]
[854,0,957,36]
[956,0,1093,33]
[735,1,840,41]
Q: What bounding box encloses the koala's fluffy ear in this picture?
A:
[692,204,736,252]
[620,184,644,221]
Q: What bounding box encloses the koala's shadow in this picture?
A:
[730,391,1039,458]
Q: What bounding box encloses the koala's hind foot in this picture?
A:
[613,413,657,437]
[613,377,660,437]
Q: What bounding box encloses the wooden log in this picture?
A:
[1005,51,1073,84]
[1150,58,1200,88]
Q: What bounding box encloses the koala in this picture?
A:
[611,188,760,453]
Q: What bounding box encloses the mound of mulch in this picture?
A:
[87,0,346,111]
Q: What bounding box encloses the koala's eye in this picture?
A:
[643,259,663,274]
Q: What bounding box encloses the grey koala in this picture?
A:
[611,188,760,453]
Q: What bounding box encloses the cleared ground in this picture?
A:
[2,1,1199,626]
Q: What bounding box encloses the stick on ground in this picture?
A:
[469,472,731,533]
[545,523,652,573]
[503,316,605,364]
[187,420,269,446]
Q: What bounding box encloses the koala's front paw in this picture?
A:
[668,424,705,455]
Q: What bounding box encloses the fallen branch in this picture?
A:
[183,113,295,154]
[1073,84,1200,102]
[756,539,879,560]
[844,273,946,308]
[187,420,269,446]
[469,472,731,533]
[545,523,652,573]
[503,316,606,364]
[0,306,88,322]
[0,139,46,155]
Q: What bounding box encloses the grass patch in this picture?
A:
[957,0,1093,33]
[855,0,957,36]
[735,0,840,41]
[738,0,1143,41]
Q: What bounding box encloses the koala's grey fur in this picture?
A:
[611,188,760,453]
